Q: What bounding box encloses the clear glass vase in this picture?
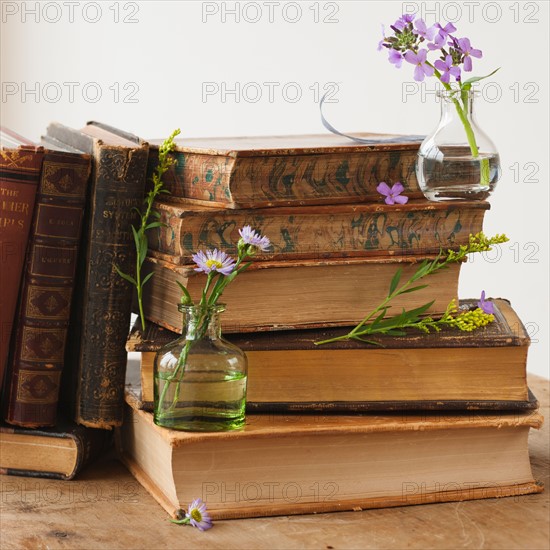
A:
[154,304,247,431]
[417,88,501,201]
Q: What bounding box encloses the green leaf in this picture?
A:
[461,68,500,90]
[403,300,435,319]
[398,284,429,294]
[369,307,389,329]
[389,267,402,295]
[176,281,192,304]
[151,210,161,219]
[351,336,384,347]
[131,225,141,255]
[114,265,136,286]
[139,233,148,262]
[144,221,164,231]
[141,271,154,286]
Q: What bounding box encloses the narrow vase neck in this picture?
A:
[179,305,224,340]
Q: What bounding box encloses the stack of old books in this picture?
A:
[117,133,543,520]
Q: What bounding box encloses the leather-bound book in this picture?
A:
[149,199,489,263]
[3,138,91,427]
[0,415,111,480]
[0,128,43,391]
[46,122,149,429]
[145,133,423,209]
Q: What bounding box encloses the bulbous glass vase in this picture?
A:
[417,89,501,201]
[154,304,247,432]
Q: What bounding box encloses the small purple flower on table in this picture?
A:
[377,182,409,205]
[477,290,495,314]
[193,249,236,276]
[404,49,434,82]
[457,37,482,72]
[238,225,271,252]
[434,55,462,83]
[187,498,213,531]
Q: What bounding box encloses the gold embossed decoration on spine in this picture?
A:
[4,150,91,428]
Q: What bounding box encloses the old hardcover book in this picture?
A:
[4,144,91,428]
[141,255,461,334]
[46,122,149,429]
[117,387,543,520]
[0,129,43,391]
[127,299,534,412]
[0,415,111,480]
[149,200,489,262]
[146,133,423,209]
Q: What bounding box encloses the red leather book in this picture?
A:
[3,140,91,427]
[0,128,43,392]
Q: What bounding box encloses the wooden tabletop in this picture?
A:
[1,374,548,550]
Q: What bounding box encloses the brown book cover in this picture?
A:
[3,147,91,428]
[146,132,422,209]
[140,255,461,334]
[0,415,111,480]
[46,122,149,429]
[0,128,43,391]
[117,387,543,520]
[127,299,535,412]
[149,199,489,262]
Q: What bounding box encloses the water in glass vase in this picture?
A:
[418,149,501,201]
[154,369,247,431]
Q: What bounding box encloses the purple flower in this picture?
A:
[388,49,404,68]
[457,37,482,72]
[393,13,415,31]
[377,24,386,51]
[193,249,236,276]
[404,49,435,82]
[477,291,495,315]
[377,182,409,205]
[238,225,271,252]
[413,18,437,41]
[434,55,461,83]
[186,498,213,531]
[429,22,457,49]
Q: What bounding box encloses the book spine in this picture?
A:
[0,147,43,390]
[67,144,148,429]
[153,149,421,208]
[3,151,91,427]
[149,202,489,261]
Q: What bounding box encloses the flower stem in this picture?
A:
[428,64,490,187]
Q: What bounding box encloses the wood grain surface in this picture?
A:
[1,374,548,550]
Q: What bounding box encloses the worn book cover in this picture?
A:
[146,132,423,208]
[46,122,149,429]
[4,147,91,428]
[0,128,44,392]
[127,299,535,412]
[149,199,489,262]
[117,387,543,520]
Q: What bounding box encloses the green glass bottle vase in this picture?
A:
[154,304,247,431]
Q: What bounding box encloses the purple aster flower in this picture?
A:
[377,182,409,205]
[404,49,435,82]
[477,291,494,315]
[393,13,415,31]
[434,55,461,83]
[388,49,404,68]
[413,18,437,41]
[428,22,457,49]
[193,249,236,276]
[457,37,482,72]
[186,498,213,531]
[238,225,271,252]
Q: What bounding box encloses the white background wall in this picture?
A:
[1,0,548,378]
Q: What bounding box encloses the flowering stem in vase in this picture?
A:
[430,64,490,187]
